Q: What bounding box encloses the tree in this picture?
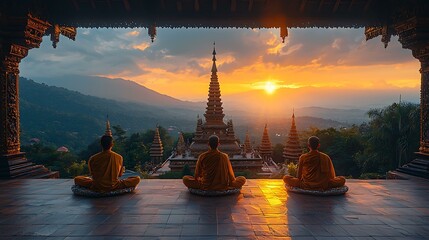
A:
[355,102,419,174]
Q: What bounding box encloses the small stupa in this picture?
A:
[259,124,272,162]
[149,126,164,164]
[283,111,302,163]
[176,132,186,156]
[244,131,252,154]
[105,116,112,137]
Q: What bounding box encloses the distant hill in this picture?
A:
[20,76,367,150]
[20,78,199,151]
[30,75,202,108]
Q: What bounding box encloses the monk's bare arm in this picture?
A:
[297,156,303,179]
[118,156,124,177]
[88,158,93,176]
[226,154,236,181]
[194,155,202,179]
[328,156,336,178]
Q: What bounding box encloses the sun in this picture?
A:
[264,81,278,94]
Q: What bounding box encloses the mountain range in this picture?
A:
[21,74,409,151]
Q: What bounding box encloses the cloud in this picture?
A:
[19,27,420,101]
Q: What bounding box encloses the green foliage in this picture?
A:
[67,160,88,177]
[287,162,298,177]
[21,143,83,178]
[355,102,419,174]
[158,171,183,179]
[359,172,386,179]
[182,164,193,176]
[272,143,285,163]
[301,126,363,177]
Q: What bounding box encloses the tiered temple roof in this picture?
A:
[259,124,272,161]
[169,44,263,173]
[150,127,164,163]
[283,112,302,164]
[189,43,241,157]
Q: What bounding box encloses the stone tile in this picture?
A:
[0,179,428,239]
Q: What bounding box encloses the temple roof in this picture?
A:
[259,124,272,156]
[2,0,425,29]
[283,112,302,163]
[150,127,164,158]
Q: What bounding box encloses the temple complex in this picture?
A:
[1,1,429,179]
[168,45,263,173]
[283,112,302,164]
[259,124,272,162]
[149,127,164,164]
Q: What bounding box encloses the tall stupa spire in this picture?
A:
[204,42,225,124]
[104,115,112,136]
[150,126,164,164]
[211,42,217,73]
[259,124,272,162]
[283,111,302,163]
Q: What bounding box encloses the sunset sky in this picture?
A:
[21,27,420,102]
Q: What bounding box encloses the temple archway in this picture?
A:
[1,0,428,178]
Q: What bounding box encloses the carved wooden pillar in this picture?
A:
[0,44,28,155]
[0,14,50,177]
[395,17,429,154]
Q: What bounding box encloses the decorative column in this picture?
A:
[395,17,429,154]
[0,14,50,177]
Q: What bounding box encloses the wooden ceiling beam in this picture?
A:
[90,0,96,9]
[177,0,183,12]
[300,0,307,13]
[231,0,237,12]
[194,0,199,11]
[248,0,254,12]
[348,0,355,11]
[333,0,340,13]
[123,0,130,11]
[212,0,217,12]
[71,0,80,11]
[318,0,324,12]
[364,0,372,13]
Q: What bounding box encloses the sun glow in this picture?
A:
[264,81,278,94]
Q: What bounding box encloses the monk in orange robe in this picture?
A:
[183,135,246,190]
[283,136,345,191]
[74,135,140,192]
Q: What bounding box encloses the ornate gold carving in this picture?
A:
[24,14,51,48]
[364,26,382,41]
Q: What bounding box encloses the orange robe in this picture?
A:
[74,150,140,192]
[283,150,345,190]
[183,149,246,190]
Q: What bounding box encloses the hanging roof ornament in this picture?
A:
[148,24,157,42]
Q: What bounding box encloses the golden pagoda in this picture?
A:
[283,112,302,163]
[168,43,263,173]
[188,43,241,156]
[259,124,272,162]
[149,127,164,164]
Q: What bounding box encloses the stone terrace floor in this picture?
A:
[0,179,428,240]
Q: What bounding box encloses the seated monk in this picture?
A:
[283,136,345,191]
[183,135,246,190]
[74,135,140,192]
